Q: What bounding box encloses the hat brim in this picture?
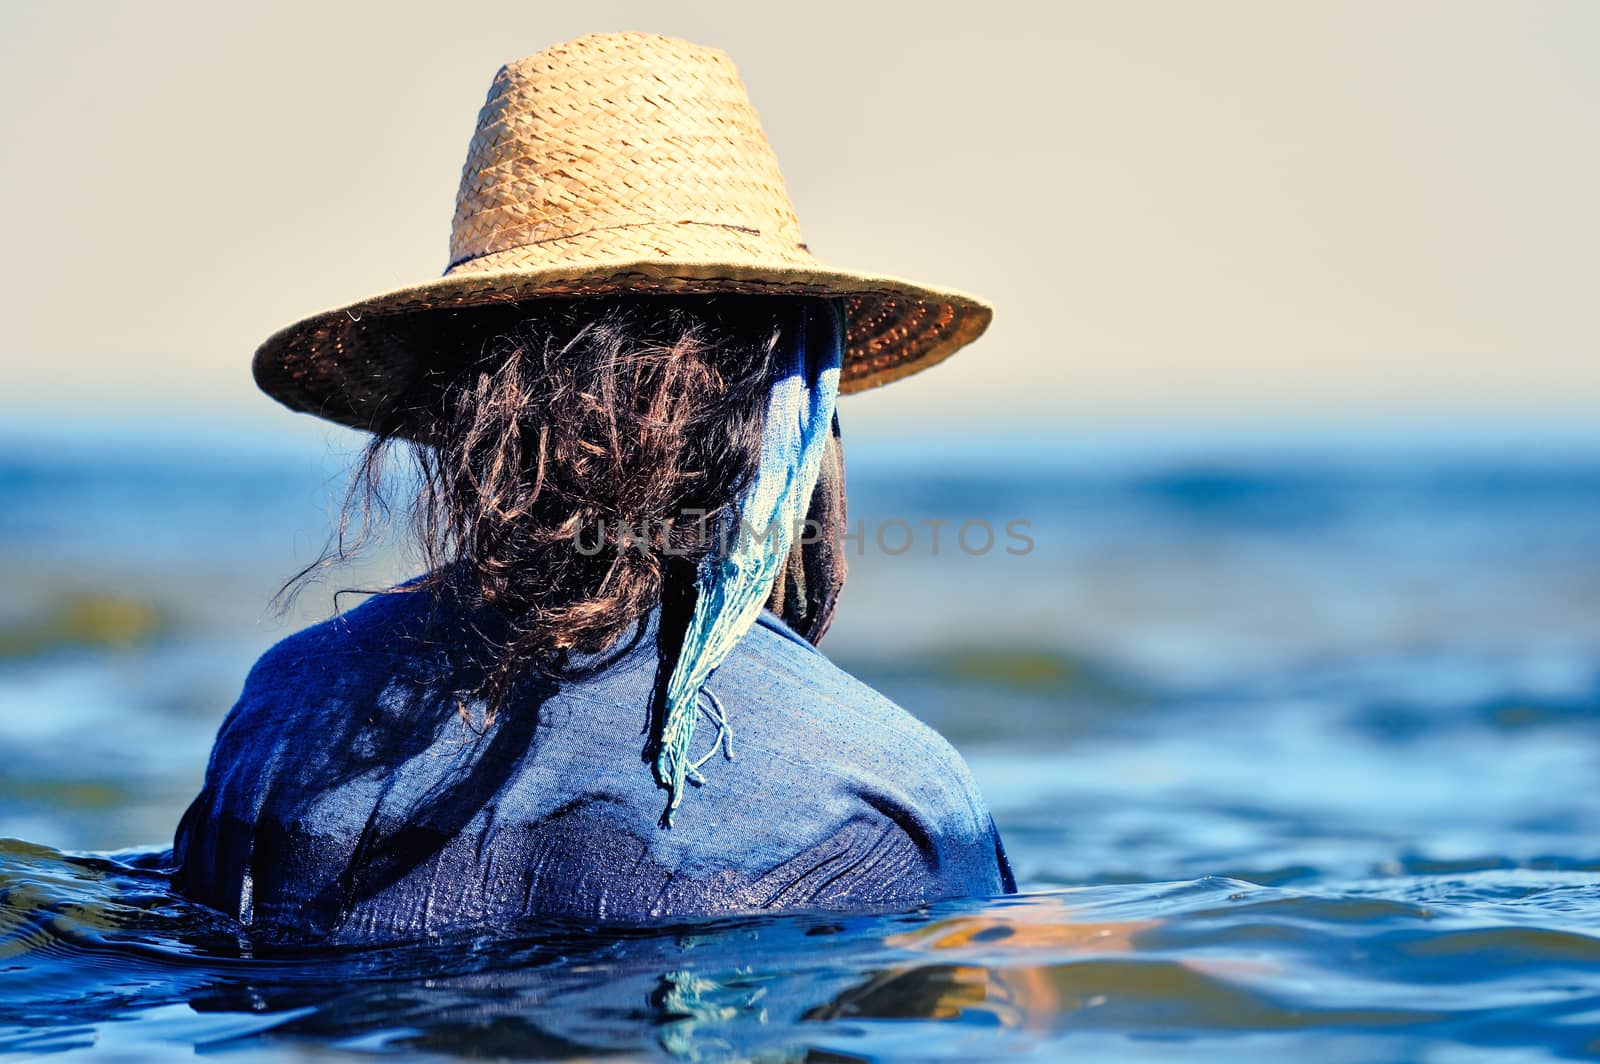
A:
[251,257,992,435]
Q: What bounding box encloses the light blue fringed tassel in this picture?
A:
[654,299,846,824]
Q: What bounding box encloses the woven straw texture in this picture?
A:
[252,32,993,432]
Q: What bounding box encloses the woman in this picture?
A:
[172,32,1014,943]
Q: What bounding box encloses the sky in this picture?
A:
[1,0,1596,436]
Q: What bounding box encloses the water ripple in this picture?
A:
[6,845,1600,1059]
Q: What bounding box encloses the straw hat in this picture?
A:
[252,31,993,433]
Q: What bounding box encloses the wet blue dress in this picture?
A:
[172,583,1015,943]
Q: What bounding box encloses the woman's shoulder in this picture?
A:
[721,614,999,844]
[218,582,467,748]
[737,614,972,758]
[251,583,444,669]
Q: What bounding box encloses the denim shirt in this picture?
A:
[172,582,1016,943]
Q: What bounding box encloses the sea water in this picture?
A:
[1,419,1598,1061]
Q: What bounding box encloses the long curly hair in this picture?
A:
[291,293,813,709]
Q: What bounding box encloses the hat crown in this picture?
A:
[447,32,806,272]
[253,33,993,436]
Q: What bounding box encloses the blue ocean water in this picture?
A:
[2,417,1599,1060]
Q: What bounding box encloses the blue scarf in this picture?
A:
[653,299,846,824]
